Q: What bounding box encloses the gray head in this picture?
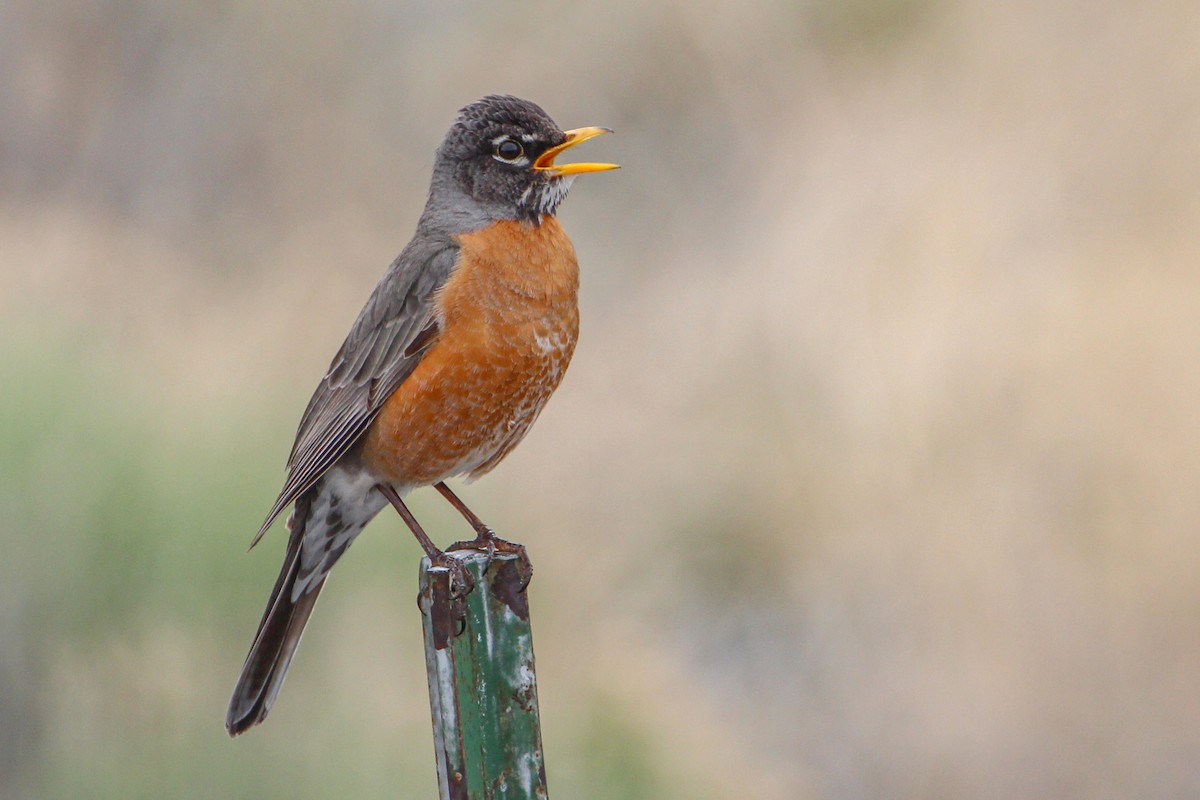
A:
[420,95,616,232]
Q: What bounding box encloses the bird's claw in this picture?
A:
[448,530,532,590]
[429,551,476,599]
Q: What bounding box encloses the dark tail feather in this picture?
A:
[226,498,324,736]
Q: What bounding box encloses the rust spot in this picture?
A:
[514,680,536,713]
[488,771,514,796]
[449,766,467,800]
[491,557,529,620]
[426,570,467,650]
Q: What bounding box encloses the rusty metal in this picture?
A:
[420,550,548,799]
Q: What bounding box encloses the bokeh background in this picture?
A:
[3,0,1199,797]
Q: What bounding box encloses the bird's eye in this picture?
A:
[496,139,524,161]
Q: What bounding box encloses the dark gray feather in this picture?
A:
[251,234,460,546]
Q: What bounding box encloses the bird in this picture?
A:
[225,95,617,736]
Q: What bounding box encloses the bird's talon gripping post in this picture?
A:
[435,483,534,583]
[426,551,476,600]
[447,558,475,600]
[446,528,533,587]
[481,537,497,572]
[447,529,497,563]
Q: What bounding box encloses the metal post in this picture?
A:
[419,550,548,800]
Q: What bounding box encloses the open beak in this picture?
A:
[534,127,619,176]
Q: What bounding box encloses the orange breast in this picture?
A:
[360,217,580,487]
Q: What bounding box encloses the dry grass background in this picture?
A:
[2,0,1198,797]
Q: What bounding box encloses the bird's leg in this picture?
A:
[436,481,532,588]
[376,483,474,598]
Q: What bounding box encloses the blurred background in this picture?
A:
[2,0,1198,797]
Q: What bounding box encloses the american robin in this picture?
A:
[226,95,616,736]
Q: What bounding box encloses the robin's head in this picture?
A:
[425,95,617,227]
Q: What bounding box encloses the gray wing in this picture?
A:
[251,234,460,546]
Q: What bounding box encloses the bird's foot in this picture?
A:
[447,529,533,590]
[428,550,476,599]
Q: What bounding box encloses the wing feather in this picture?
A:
[251,235,459,546]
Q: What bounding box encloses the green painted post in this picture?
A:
[419,550,548,800]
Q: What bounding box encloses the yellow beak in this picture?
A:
[534,127,619,176]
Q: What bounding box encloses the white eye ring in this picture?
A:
[492,136,527,164]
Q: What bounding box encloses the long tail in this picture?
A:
[226,496,324,737]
